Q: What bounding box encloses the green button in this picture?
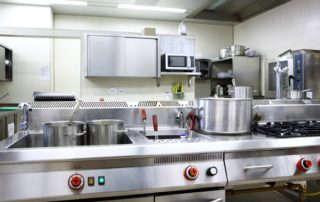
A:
[98,176,105,185]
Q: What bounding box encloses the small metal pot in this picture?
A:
[229,86,253,98]
[86,119,125,145]
[219,48,230,59]
[286,89,312,99]
[230,45,249,56]
[43,121,86,147]
[195,98,252,134]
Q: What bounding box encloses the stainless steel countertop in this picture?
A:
[1,128,320,164]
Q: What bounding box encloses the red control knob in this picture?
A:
[184,165,199,181]
[297,158,313,172]
[68,174,84,190]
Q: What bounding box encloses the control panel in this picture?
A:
[154,154,227,190]
[293,53,304,90]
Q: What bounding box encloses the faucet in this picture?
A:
[274,49,292,99]
[18,103,32,133]
[176,111,185,128]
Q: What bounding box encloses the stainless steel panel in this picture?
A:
[303,51,320,98]
[225,147,320,186]
[100,197,154,202]
[86,33,158,77]
[0,45,5,80]
[124,37,157,77]
[88,35,125,76]
[0,166,154,201]
[155,190,225,202]
[154,161,227,190]
[253,104,320,122]
[232,56,260,95]
[225,150,290,186]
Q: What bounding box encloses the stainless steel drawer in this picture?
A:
[155,190,225,202]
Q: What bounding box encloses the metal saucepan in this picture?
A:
[228,79,253,98]
[195,97,252,134]
[286,89,312,99]
[219,48,230,59]
[86,119,126,145]
[43,121,86,147]
[230,45,249,56]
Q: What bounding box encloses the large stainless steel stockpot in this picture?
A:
[43,121,86,146]
[196,98,252,134]
[230,45,248,56]
[229,86,253,98]
[86,119,125,145]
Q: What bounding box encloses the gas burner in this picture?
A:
[252,121,320,138]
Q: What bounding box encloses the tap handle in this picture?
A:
[141,109,147,121]
[186,112,196,130]
[152,114,158,131]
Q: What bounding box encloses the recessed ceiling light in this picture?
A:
[7,0,87,6]
[117,4,186,13]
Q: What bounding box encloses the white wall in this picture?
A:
[0,3,53,103]
[234,0,320,95]
[54,15,233,101]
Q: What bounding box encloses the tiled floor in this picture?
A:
[226,191,295,202]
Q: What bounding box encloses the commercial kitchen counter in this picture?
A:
[1,128,320,163]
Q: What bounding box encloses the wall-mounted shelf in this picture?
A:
[160,72,201,76]
[157,71,201,87]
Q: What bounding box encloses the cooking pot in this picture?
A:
[286,89,312,99]
[86,119,125,145]
[228,86,253,98]
[230,45,249,56]
[43,121,86,146]
[195,98,252,134]
[219,48,230,59]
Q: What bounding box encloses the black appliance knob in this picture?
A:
[207,166,218,176]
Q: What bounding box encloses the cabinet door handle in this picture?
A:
[244,165,273,171]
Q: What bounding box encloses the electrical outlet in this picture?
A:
[118,88,125,94]
[108,88,118,95]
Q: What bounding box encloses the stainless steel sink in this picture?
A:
[143,128,210,144]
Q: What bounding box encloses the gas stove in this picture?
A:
[253,121,320,138]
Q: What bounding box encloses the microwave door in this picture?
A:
[168,56,187,67]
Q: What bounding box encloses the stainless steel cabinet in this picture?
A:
[85,34,158,77]
[155,190,225,202]
[99,196,154,202]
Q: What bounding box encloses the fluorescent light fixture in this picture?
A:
[118,4,186,13]
[8,0,87,6]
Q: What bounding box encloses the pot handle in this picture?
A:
[114,129,128,134]
[73,131,87,137]
[244,48,250,51]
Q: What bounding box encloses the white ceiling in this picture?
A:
[0,0,291,23]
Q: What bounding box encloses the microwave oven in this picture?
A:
[161,54,195,72]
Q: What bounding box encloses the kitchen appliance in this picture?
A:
[0,43,12,81]
[2,101,320,201]
[86,119,125,145]
[230,45,248,56]
[161,54,195,72]
[265,49,320,98]
[253,121,320,138]
[43,121,86,146]
[196,98,252,134]
[195,58,212,79]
